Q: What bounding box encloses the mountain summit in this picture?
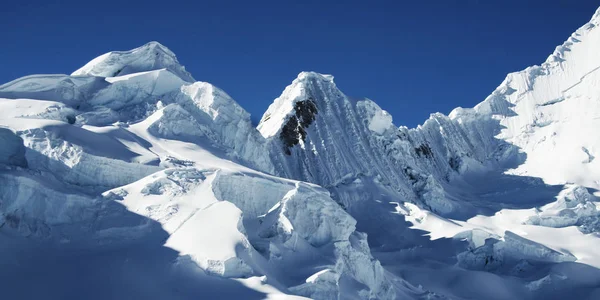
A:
[72,41,195,82]
[1,7,600,300]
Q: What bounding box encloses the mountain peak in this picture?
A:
[71,41,195,82]
[142,41,177,56]
[296,71,334,82]
[257,71,340,139]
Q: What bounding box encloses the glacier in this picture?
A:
[1,7,600,300]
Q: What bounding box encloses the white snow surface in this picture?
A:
[72,41,195,82]
[2,7,600,300]
[0,43,402,299]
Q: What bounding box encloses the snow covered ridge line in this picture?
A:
[458,3,600,187]
[0,64,273,174]
[0,44,405,298]
[255,5,600,299]
[72,41,195,82]
[2,5,600,299]
[255,2,600,206]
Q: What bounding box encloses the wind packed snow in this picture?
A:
[2,7,600,300]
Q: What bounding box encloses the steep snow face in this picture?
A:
[89,69,185,109]
[258,72,471,214]
[398,10,600,299]
[258,72,399,186]
[258,70,529,216]
[255,7,600,300]
[452,8,600,188]
[259,7,600,211]
[259,72,334,139]
[72,41,195,82]
[176,82,274,173]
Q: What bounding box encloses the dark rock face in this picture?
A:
[280,116,302,154]
[415,143,433,158]
[66,115,76,124]
[280,99,318,155]
[294,98,318,128]
[449,156,461,172]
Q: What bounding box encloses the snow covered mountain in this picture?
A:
[2,7,600,300]
[0,42,401,300]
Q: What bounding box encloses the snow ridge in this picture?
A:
[0,44,400,299]
[72,41,195,82]
[255,5,600,299]
[3,6,600,300]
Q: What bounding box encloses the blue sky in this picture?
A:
[1,0,598,127]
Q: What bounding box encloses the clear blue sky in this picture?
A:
[1,0,598,127]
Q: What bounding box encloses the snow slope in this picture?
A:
[2,6,600,300]
[0,43,418,299]
[455,6,600,188]
[256,6,600,299]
